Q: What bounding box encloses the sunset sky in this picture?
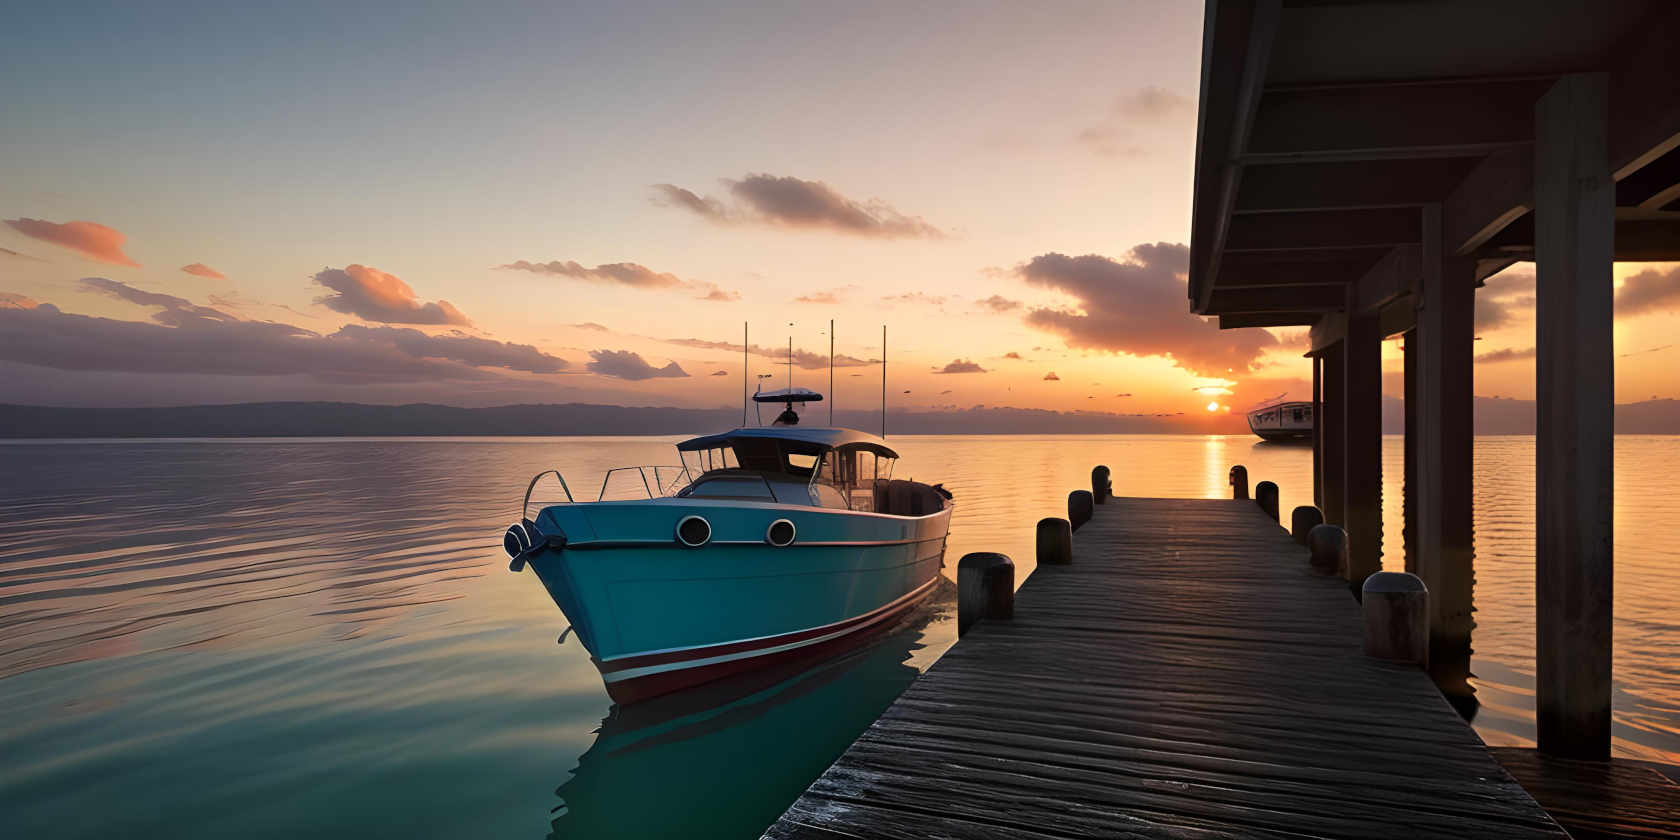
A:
[3,1,1677,418]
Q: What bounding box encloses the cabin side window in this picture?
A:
[813,447,896,512]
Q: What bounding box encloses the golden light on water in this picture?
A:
[1206,401,1219,412]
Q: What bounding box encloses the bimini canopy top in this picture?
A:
[752,387,823,403]
[676,426,897,458]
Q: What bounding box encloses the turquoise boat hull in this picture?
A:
[525,498,950,703]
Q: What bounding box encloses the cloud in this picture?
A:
[1003,351,1023,360]
[977,295,1021,312]
[1017,243,1277,377]
[933,359,987,374]
[1,247,45,262]
[0,296,567,381]
[4,218,139,266]
[1474,294,1517,330]
[883,292,947,306]
[498,259,737,301]
[1616,265,1680,318]
[794,290,844,304]
[653,174,944,239]
[1,292,39,309]
[81,277,239,326]
[1043,371,1061,381]
[664,337,873,370]
[572,322,609,331]
[586,349,688,380]
[1076,125,1147,158]
[181,263,227,280]
[1114,86,1191,119]
[1474,346,1536,364]
[313,265,470,326]
[710,369,729,376]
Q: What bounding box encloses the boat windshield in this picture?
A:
[679,445,739,476]
[815,446,896,512]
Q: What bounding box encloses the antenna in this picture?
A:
[829,318,834,426]
[881,324,887,438]
[742,321,748,427]
[787,331,793,392]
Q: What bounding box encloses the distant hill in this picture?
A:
[2,398,1675,439]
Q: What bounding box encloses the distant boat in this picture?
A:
[1247,400,1313,442]
[501,394,952,705]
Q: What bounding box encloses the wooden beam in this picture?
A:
[1234,158,1475,213]
[1350,243,1420,313]
[1247,79,1547,160]
[1218,312,1320,329]
[1189,0,1281,314]
[1442,146,1533,256]
[1615,146,1680,208]
[1216,261,1357,287]
[1608,3,1680,181]
[1209,283,1346,313]
[1308,311,1347,353]
[1342,306,1384,590]
[1225,208,1421,252]
[1534,74,1614,762]
[1320,339,1346,527]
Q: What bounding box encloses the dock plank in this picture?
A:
[763,497,1567,839]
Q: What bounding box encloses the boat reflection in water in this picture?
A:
[547,581,954,840]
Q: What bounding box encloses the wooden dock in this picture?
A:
[763,497,1568,839]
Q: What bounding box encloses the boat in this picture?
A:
[500,394,952,705]
[1247,400,1314,442]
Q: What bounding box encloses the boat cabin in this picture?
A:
[675,427,944,515]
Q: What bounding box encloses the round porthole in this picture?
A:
[675,515,712,547]
[765,518,797,547]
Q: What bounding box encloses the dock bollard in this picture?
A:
[1091,465,1112,505]
[1291,506,1324,544]
[1255,481,1279,522]
[1229,465,1249,500]
[1036,517,1072,566]
[1362,571,1430,667]
[1068,490,1094,531]
[957,552,1014,637]
[1307,524,1348,577]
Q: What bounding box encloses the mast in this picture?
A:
[881,324,887,438]
[787,333,793,392]
[829,318,835,425]
[742,321,748,427]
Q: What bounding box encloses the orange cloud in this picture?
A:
[0,292,39,309]
[313,265,470,326]
[181,263,227,280]
[4,218,139,266]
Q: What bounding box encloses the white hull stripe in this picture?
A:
[600,577,939,684]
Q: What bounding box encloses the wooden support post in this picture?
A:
[1255,481,1279,522]
[1291,505,1323,545]
[1363,571,1430,667]
[957,552,1014,637]
[1312,353,1323,508]
[1535,73,1614,760]
[1091,465,1112,504]
[1320,342,1346,526]
[1343,310,1383,590]
[1307,524,1348,577]
[1068,490,1094,531]
[1403,331,1417,575]
[1229,465,1249,500]
[1415,204,1478,687]
[1036,517,1072,566]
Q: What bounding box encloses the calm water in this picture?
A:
[2,435,1677,838]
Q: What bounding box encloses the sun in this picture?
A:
[1206,401,1219,412]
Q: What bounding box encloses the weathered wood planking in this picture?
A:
[763,497,1567,839]
[1490,747,1680,840]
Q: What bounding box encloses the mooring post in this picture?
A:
[1255,481,1279,522]
[1229,465,1248,500]
[957,552,1014,637]
[1068,490,1093,531]
[1307,524,1348,577]
[1036,517,1072,565]
[1291,505,1324,545]
[1362,572,1430,667]
[1091,465,1112,504]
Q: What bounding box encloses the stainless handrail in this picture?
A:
[597,465,691,501]
[522,469,575,520]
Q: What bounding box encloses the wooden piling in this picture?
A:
[1255,480,1279,522]
[1363,571,1430,667]
[1068,490,1093,531]
[1307,523,1348,577]
[956,552,1013,637]
[1229,464,1249,500]
[1291,505,1323,544]
[1090,465,1111,504]
[1036,517,1072,566]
